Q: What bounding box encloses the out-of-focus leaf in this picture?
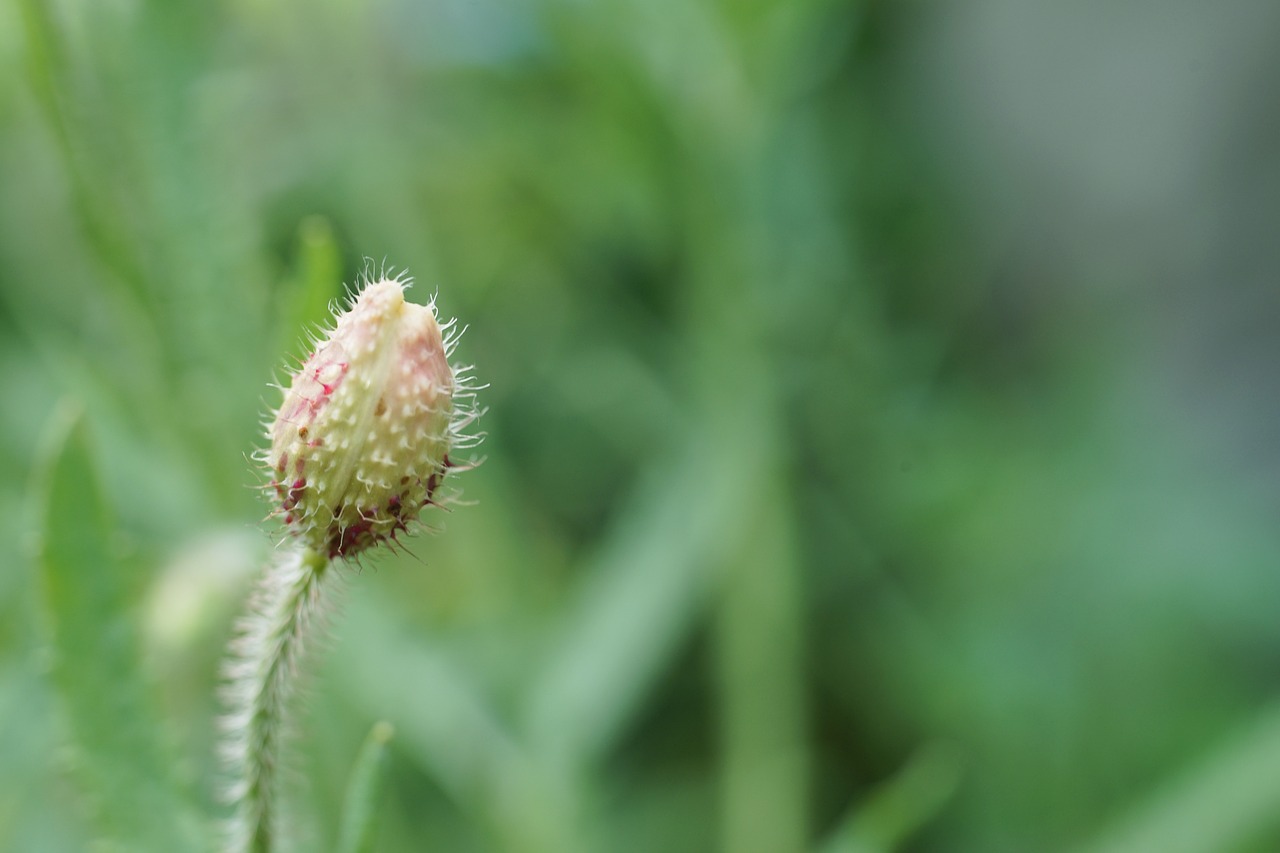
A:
[335,589,594,853]
[337,721,394,853]
[281,215,344,361]
[820,744,962,853]
[331,591,528,815]
[522,429,755,766]
[33,404,203,851]
[1082,705,1280,853]
[715,485,808,853]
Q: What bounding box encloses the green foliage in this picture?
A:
[1,0,1277,851]
[33,406,204,850]
[337,722,395,853]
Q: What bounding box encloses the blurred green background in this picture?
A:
[3,0,1280,850]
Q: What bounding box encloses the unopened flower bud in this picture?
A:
[262,274,479,559]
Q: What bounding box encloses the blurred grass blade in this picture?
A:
[1081,704,1280,853]
[280,216,343,361]
[337,721,395,853]
[16,0,152,311]
[715,488,808,853]
[524,431,755,766]
[33,403,202,850]
[332,591,523,809]
[820,744,962,853]
[332,593,588,852]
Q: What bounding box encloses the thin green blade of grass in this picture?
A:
[714,485,808,853]
[15,0,153,319]
[1081,704,1280,853]
[33,403,203,851]
[335,593,591,853]
[280,216,344,363]
[522,429,757,767]
[819,744,963,853]
[331,592,533,832]
[336,721,394,853]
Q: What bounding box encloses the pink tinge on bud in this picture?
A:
[265,276,457,558]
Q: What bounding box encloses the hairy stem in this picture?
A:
[223,545,332,853]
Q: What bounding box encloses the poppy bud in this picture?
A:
[263,274,475,559]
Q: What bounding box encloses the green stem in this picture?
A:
[223,545,331,853]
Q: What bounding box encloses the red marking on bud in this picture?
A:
[313,360,348,395]
[328,517,374,559]
[281,478,307,512]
